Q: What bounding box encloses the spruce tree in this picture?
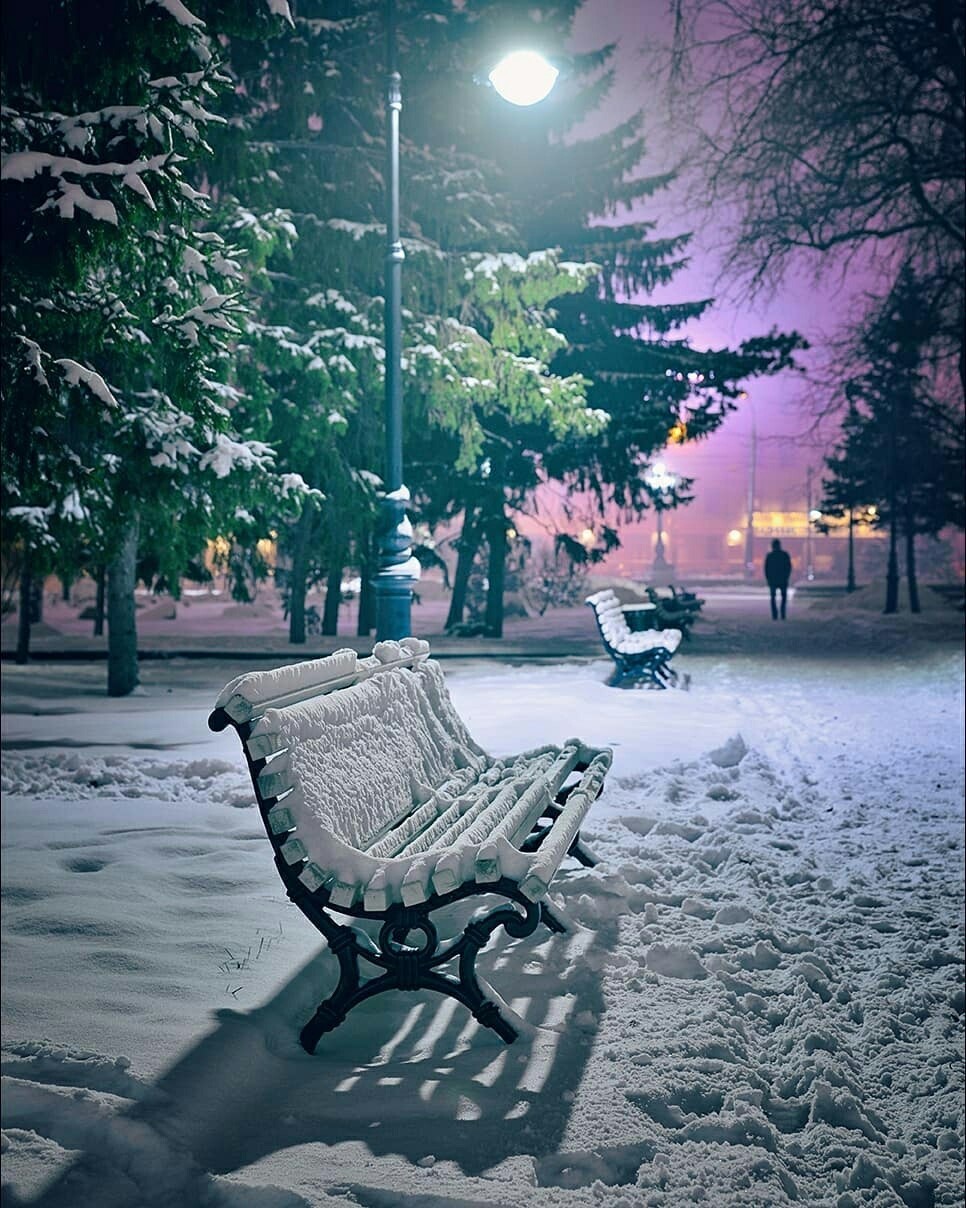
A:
[832,268,964,613]
[818,398,872,593]
[200,1,802,636]
[1,0,306,688]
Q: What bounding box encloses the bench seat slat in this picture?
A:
[495,746,583,847]
[371,744,562,863]
[519,753,612,900]
[363,763,484,858]
[372,775,499,859]
[433,752,558,854]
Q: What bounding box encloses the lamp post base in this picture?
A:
[373,571,419,641]
[373,489,421,641]
[651,538,674,587]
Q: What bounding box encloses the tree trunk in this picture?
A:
[61,573,72,603]
[29,575,43,623]
[15,550,32,665]
[322,563,342,635]
[287,504,314,645]
[884,512,900,614]
[107,513,140,697]
[93,565,106,636]
[846,511,856,592]
[884,398,900,615]
[905,524,920,614]
[357,537,376,636]
[484,503,508,638]
[445,508,481,630]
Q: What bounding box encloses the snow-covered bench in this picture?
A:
[209,639,611,1052]
[586,589,683,688]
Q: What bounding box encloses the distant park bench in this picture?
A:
[586,589,684,688]
[209,640,611,1052]
[644,586,704,639]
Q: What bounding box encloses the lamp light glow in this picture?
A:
[488,50,559,106]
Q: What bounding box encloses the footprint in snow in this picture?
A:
[645,942,708,980]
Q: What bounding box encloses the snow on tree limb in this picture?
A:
[15,336,50,388]
[264,0,294,24]
[2,150,170,182]
[147,0,204,28]
[199,434,275,479]
[53,360,119,408]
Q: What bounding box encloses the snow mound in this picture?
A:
[810,579,955,612]
[708,733,748,768]
[0,752,254,806]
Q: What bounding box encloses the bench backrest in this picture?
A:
[210,638,487,851]
[585,589,632,649]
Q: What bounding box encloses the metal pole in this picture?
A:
[374,0,419,639]
[743,399,757,579]
[805,465,814,581]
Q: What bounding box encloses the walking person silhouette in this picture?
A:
[764,539,793,620]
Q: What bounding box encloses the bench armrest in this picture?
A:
[473,749,612,901]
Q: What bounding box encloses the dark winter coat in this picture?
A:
[764,549,792,587]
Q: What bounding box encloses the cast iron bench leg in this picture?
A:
[298,891,545,1052]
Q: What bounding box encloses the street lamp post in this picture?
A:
[374,0,421,641]
[805,465,816,581]
[743,392,757,580]
[373,2,560,638]
[644,460,677,586]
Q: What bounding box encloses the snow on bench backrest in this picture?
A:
[586,589,632,647]
[251,658,487,853]
[585,589,681,655]
[211,638,431,725]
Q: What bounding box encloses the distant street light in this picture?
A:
[644,460,677,584]
[374,3,560,639]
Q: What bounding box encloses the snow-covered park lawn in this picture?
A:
[1,609,964,1207]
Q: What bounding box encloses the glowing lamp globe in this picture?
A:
[488,50,559,106]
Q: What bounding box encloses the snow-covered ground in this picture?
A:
[1,611,964,1207]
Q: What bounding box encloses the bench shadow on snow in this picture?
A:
[32,908,610,1202]
[150,911,607,1178]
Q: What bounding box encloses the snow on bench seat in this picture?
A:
[212,641,611,906]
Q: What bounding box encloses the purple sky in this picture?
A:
[565,0,868,527]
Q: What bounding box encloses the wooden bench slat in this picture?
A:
[382,776,501,858]
[363,762,485,858]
